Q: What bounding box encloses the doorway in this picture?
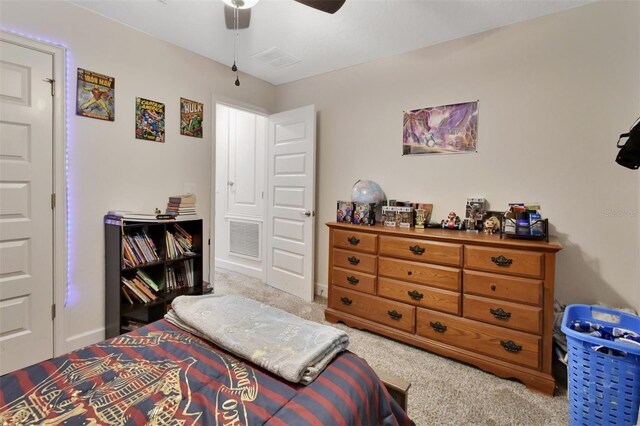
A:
[213,103,317,301]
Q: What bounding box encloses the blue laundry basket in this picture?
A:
[561,304,640,425]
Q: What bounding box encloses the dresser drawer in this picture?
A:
[416,308,540,369]
[333,229,377,254]
[331,287,415,333]
[463,295,542,334]
[379,236,462,267]
[378,277,460,315]
[464,246,544,279]
[333,248,377,274]
[332,267,376,295]
[463,270,542,306]
[379,257,461,291]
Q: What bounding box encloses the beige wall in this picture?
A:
[0,0,276,351]
[1,0,638,353]
[276,1,640,310]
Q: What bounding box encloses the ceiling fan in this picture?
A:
[223,0,346,30]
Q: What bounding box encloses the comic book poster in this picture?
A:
[180,98,203,138]
[135,97,165,142]
[76,68,114,121]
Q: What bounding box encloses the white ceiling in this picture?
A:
[69,0,594,86]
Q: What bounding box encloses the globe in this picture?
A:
[351,180,385,205]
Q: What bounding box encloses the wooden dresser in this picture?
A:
[325,222,563,395]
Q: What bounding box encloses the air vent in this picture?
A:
[229,220,260,259]
[251,47,300,69]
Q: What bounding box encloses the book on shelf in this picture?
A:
[132,277,157,301]
[122,235,142,265]
[166,194,197,217]
[165,226,194,259]
[167,202,195,208]
[136,269,160,292]
[107,210,166,222]
[168,194,196,203]
[121,285,139,304]
[166,209,196,214]
[164,259,194,291]
[122,230,159,265]
[174,224,193,242]
[121,286,134,304]
[121,278,150,303]
[165,265,175,291]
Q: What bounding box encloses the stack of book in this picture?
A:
[121,270,160,304]
[122,230,160,267]
[166,224,194,259]
[165,259,194,290]
[166,194,197,217]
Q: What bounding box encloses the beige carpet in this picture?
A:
[212,269,569,426]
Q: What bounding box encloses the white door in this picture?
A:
[227,107,266,218]
[0,39,55,374]
[266,105,316,301]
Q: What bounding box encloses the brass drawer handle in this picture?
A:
[346,275,359,285]
[491,255,513,267]
[408,290,424,301]
[409,245,425,255]
[500,340,522,353]
[348,256,360,265]
[340,296,353,306]
[388,310,402,320]
[347,236,360,246]
[430,321,447,333]
[490,307,512,320]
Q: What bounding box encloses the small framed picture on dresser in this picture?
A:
[336,201,354,223]
[353,203,376,226]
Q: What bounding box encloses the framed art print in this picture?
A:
[135,97,165,142]
[76,68,114,121]
[403,101,478,155]
[180,98,203,138]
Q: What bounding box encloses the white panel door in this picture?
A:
[0,40,54,374]
[266,105,315,301]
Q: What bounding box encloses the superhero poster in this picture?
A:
[76,68,115,121]
[180,98,203,138]
[135,97,165,142]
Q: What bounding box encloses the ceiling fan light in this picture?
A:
[222,0,260,9]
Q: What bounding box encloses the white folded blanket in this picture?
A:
[165,294,349,384]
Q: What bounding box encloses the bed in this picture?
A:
[0,318,413,425]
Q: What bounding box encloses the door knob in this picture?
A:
[228,181,234,187]
[302,211,314,217]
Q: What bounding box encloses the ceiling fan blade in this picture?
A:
[224,5,251,30]
[293,0,346,14]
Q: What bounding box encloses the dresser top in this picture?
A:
[327,222,562,252]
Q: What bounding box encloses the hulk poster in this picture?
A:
[180,98,203,138]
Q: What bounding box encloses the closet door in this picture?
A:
[0,38,55,374]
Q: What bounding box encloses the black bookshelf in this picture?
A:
[104,216,204,338]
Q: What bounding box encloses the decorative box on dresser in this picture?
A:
[325,222,563,395]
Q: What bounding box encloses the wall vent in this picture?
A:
[229,220,260,259]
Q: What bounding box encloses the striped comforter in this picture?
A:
[0,319,414,426]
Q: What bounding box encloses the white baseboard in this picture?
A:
[64,327,104,354]
[215,258,264,280]
[315,281,328,298]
